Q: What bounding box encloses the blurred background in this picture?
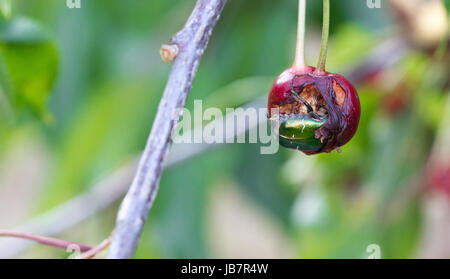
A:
[0,0,449,259]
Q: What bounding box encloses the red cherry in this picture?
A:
[268,67,361,154]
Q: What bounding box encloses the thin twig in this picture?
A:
[76,234,113,259]
[0,230,92,252]
[107,0,227,258]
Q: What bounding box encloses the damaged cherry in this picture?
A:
[267,0,360,155]
[268,68,360,154]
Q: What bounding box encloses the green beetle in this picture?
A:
[278,115,328,153]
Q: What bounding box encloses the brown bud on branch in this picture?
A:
[159,44,179,62]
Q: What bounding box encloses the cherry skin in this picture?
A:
[268,66,315,112]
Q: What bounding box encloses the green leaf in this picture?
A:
[0,17,58,120]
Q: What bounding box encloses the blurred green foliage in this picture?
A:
[0,0,449,259]
[0,17,58,119]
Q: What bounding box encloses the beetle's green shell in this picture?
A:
[279,116,328,152]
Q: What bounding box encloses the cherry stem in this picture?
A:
[315,0,330,74]
[292,0,306,71]
[0,230,93,252]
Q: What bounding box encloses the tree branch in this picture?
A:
[107,0,227,259]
